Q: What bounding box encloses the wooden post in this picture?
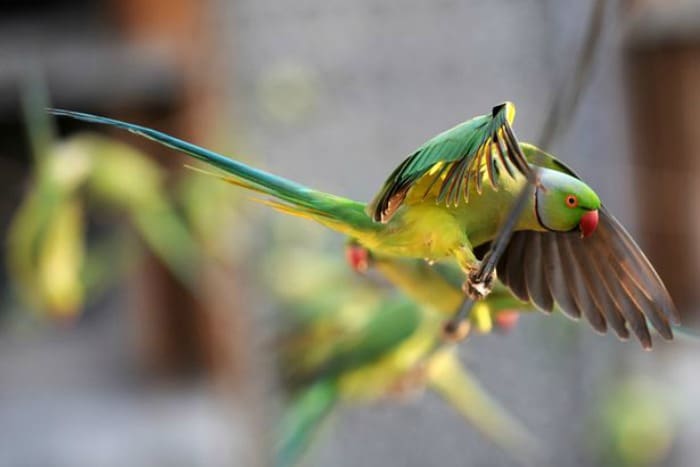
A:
[106,0,251,385]
[625,2,700,320]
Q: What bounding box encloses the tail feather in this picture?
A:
[48,109,376,236]
[276,381,337,467]
[187,165,341,223]
[256,198,334,222]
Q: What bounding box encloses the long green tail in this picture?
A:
[48,109,377,237]
[276,380,338,467]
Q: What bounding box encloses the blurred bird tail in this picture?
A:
[47,109,379,238]
[276,380,338,467]
[427,350,542,466]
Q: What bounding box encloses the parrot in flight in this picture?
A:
[48,103,679,348]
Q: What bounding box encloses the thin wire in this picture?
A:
[444,0,607,335]
[445,170,539,333]
[538,0,606,151]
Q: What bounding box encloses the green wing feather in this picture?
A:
[368,102,531,222]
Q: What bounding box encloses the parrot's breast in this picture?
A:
[402,167,538,246]
[356,170,541,260]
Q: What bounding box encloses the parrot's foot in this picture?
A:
[442,320,471,343]
[345,243,371,273]
[462,267,496,301]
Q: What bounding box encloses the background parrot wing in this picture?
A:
[370,253,532,320]
[280,298,423,388]
[368,102,531,222]
[484,145,680,348]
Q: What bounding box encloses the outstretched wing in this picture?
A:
[489,145,680,348]
[368,102,532,222]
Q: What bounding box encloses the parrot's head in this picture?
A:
[535,169,601,237]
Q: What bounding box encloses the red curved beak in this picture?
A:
[579,209,599,238]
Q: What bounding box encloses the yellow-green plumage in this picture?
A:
[47,104,679,347]
[46,104,536,269]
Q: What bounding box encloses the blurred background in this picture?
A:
[1,0,699,466]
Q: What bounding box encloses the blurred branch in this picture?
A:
[538,0,606,150]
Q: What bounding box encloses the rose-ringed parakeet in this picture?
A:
[48,103,679,347]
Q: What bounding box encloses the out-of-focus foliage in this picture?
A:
[7,133,198,318]
[5,96,240,320]
[177,163,245,258]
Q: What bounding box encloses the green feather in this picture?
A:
[367,102,530,221]
[276,380,337,467]
[47,109,376,237]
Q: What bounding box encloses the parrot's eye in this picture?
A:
[565,195,578,208]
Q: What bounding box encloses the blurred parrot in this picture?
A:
[48,104,678,347]
[267,241,537,467]
[345,241,531,337]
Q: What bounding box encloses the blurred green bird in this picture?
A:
[344,240,530,336]
[267,239,537,467]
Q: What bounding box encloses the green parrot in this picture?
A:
[268,242,537,467]
[48,103,678,347]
